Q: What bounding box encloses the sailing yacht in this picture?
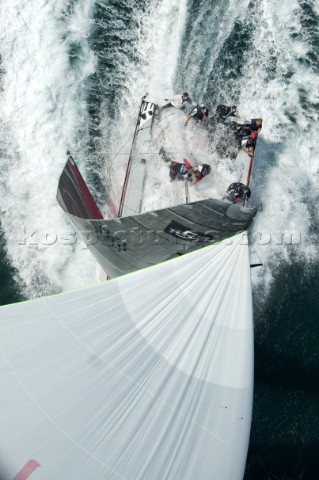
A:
[0,97,256,480]
[57,97,256,278]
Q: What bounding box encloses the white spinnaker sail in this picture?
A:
[0,233,253,480]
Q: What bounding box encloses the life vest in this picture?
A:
[191,106,207,119]
[227,182,248,199]
[170,162,188,176]
[216,105,230,118]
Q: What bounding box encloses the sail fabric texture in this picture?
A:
[0,234,253,480]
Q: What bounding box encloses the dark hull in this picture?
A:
[57,155,255,278]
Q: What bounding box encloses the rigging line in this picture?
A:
[103,132,137,212]
[157,110,182,123]
[151,111,184,145]
[110,133,135,168]
[118,96,146,217]
[100,151,187,156]
[137,126,153,132]
[131,149,203,159]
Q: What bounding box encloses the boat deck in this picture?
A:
[119,98,254,218]
[57,97,257,278]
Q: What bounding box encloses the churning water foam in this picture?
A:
[0,0,318,299]
[104,0,319,292]
[238,0,319,289]
[0,0,102,298]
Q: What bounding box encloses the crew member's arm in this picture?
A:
[242,145,254,157]
[185,106,199,126]
[189,168,202,186]
[183,158,194,180]
[244,187,251,199]
[184,114,191,126]
[203,113,209,124]
[163,94,185,109]
[183,158,193,169]
[189,177,202,186]
[164,94,180,102]
[230,106,240,118]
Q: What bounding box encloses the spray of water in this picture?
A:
[0,0,101,298]
[98,0,188,210]
[1,0,318,300]
[236,0,319,289]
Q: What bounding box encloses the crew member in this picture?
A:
[169,158,194,181]
[225,182,251,203]
[241,131,257,153]
[215,104,239,122]
[242,118,263,134]
[162,92,196,113]
[190,164,211,185]
[184,104,209,126]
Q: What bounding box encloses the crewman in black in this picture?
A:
[225,182,251,204]
[184,104,209,126]
[215,105,238,122]
[169,159,193,181]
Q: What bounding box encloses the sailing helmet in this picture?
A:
[182,92,189,99]
[201,164,211,176]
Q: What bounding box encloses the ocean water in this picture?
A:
[0,0,318,478]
